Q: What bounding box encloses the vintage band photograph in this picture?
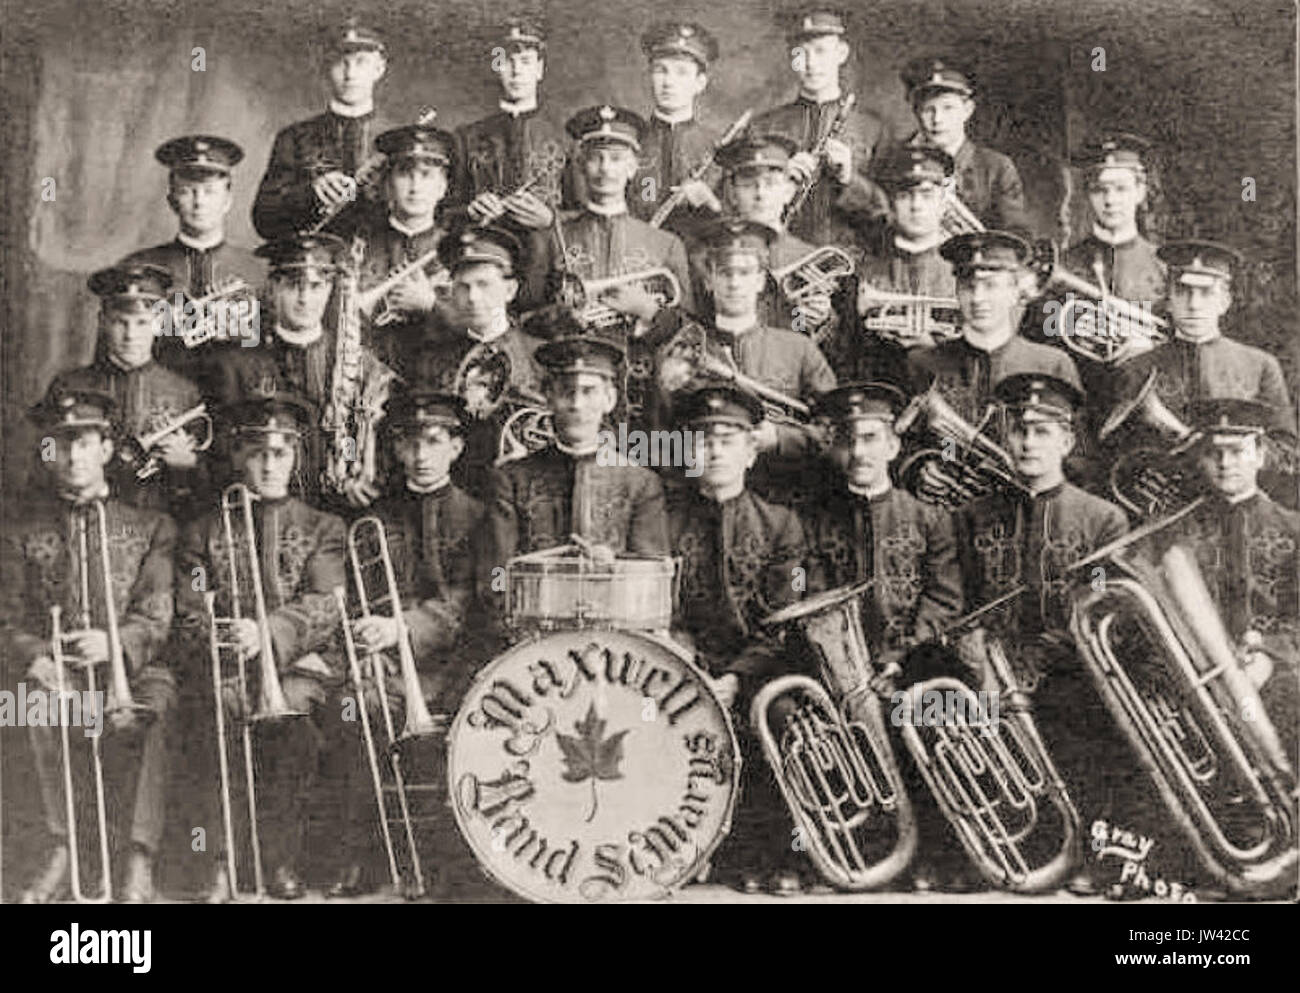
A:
[0,0,1295,928]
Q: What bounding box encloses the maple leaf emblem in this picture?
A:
[555,704,629,823]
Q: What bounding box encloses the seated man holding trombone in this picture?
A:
[2,387,177,904]
[174,391,347,902]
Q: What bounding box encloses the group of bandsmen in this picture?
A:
[2,7,1296,902]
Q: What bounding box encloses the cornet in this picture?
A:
[175,278,254,349]
[859,282,963,347]
[357,248,452,327]
[121,404,214,481]
[207,483,308,901]
[771,245,856,303]
[566,268,682,330]
[756,581,918,890]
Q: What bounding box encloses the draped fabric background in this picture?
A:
[0,0,1295,892]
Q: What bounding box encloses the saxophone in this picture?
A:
[321,236,400,499]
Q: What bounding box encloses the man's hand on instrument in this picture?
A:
[1238,631,1275,689]
[868,652,904,696]
[787,152,818,187]
[341,478,380,508]
[823,137,853,184]
[468,192,508,225]
[711,673,740,709]
[386,271,440,315]
[63,629,110,667]
[156,431,199,470]
[353,615,399,653]
[312,170,358,209]
[228,618,261,660]
[794,291,834,328]
[678,179,722,213]
[600,282,660,322]
[753,419,780,453]
[917,460,970,504]
[26,656,58,691]
[503,190,554,229]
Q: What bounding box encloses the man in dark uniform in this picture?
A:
[252,19,394,240]
[173,392,346,901]
[481,335,670,622]
[351,119,459,372]
[413,224,545,499]
[122,135,261,386]
[906,230,1083,505]
[666,385,809,895]
[899,56,1027,232]
[857,144,961,385]
[957,371,1130,895]
[630,21,725,242]
[48,264,210,518]
[323,389,486,897]
[751,7,890,249]
[2,389,177,904]
[1117,241,1291,420]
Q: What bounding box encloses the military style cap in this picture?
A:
[329,16,385,56]
[498,15,546,52]
[536,334,624,380]
[87,263,173,303]
[815,381,907,423]
[700,218,776,262]
[1189,397,1276,438]
[1158,239,1241,287]
[155,135,244,177]
[786,6,848,41]
[715,132,799,175]
[641,22,719,68]
[940,230,1032,275]
[1077,132,1151,176]
[255,233,346,273]
[994,372,1084,422]
[675,384,765,430]
[386,389,469,436]
[440,224,522,274]
[225,390,317,440]
[872,144,954,191]
[566,105,647,151]
[376,120,456,168]
[29,387,118,436]
[901,56,974,100]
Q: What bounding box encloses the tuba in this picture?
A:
[1070,540,1297,898]
[897,630,1082,892]
[755,581,918,889]
[858,282,962,348]
[894,385,1030,508]
[1098,370,1202,518]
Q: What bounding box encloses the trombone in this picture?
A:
[340,516,448,898]
[207,483,308,901]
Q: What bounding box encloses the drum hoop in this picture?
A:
[446,628,741,904]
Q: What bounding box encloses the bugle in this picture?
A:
[755,581,918,890]
[122,404,214,481]
[858,282,962,347]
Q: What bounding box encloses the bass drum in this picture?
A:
[448,628,740,903]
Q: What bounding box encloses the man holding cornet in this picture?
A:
[2,388,176,903]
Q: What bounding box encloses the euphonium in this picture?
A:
[756,581,918,889]
[893,385,1030,508]
[1098,370,1202,518]
[899,630,1082,892]
[858,282,963,347]
[1070,541,1297,898]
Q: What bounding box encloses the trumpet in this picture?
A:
[894,385,1029,508]
[898,629,1082,892]
[357,248,452,327]
[121,404,214,481]
[565,268,683,331]
[337,516,450,898]
[1070,539,1297,897]
[755,581,918,890]
[208,483,308,901]
[175,278,255,349]
[1098,370,1202,518]
[859,282,963,347]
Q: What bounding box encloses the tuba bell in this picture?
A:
[755,581,918,890]
[1070,540,1297,898]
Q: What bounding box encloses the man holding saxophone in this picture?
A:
[2,388,177,903]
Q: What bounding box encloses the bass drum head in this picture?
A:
[447,629,740,903]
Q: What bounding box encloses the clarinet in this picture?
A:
[648,109,753,228]
[785,93,857,222]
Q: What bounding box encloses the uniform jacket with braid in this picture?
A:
[805,485,964,653]
[174,495,346,677]
[0,496,176,680]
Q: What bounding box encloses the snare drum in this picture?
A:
[447,628,740,903]
[506,545,676,632]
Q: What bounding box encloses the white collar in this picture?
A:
[107,354,150,373]
[699,480,746,503]
[799,87,842,105]
[62,483,110,506]
[1225,487,1258,505]
[848,481,891,500]
[962,327,1015,352]
[715,313,758,334]
[1173,328,1223,344]
[1027,474,1066,496]
[407,475,451,495]
[556,438,599,458]
[894,231,945,255]
[584,199,627,218]
[389,215,436,238]
[652,107,695,126]
[329,98,374,119]
[177,230,225,251]
[500,97,538,117]
[275,323,324,347]
[1091,221,1139,246]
